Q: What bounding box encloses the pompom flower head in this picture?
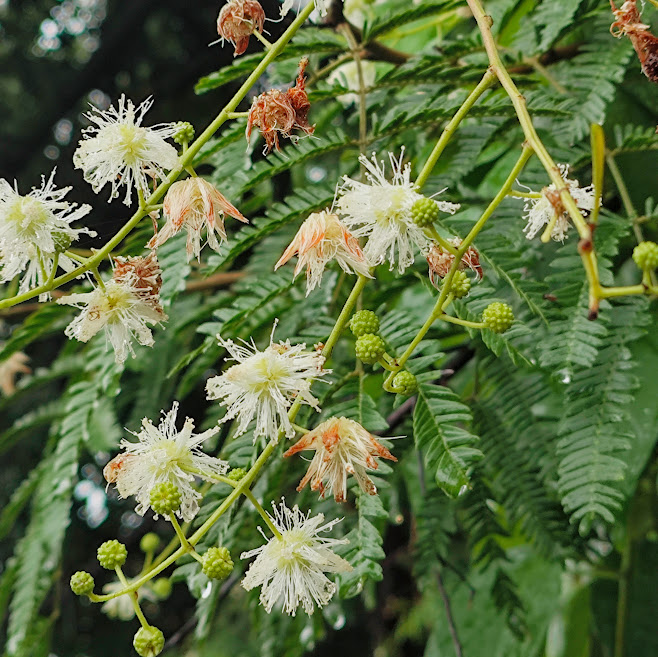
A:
[57,261,167,365]
[216,0,266,56]
[147,177,247,261]
[240,500,352,615]
[283,417,397,502]
[103,402,228,522]
[521,164,596,242]
[335,150,460,273]
[0,171,93,295]
[206,327,328,441]
[74,95,179,205]
[274,210,372,295]
[247,58,314,153]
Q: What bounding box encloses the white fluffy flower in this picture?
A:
[73,95,179,205]
[335,151,460,273]
[241,500,352,615]
[57,278,167,365]
[283,417,397,502]
[102,402,228,522]
[279,0,330,18]
[274,210,372,295]
[0,171,93,294]
[206,330,328,441]
[522,164,596,241]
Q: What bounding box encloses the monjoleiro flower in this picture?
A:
[521,164,596,241]
[0,171,93,295]
[216,0,266,56]
[206,329,328,441]
[103,402,228,522]
[335,150,460,273]
[240,500,352,615]
[283,417,397,502]
[274,210,372,295]
[147,177,247,261]
[73,95,179,206]
[57,272,167,365]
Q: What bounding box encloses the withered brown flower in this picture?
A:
[611,0,658,82]
[217,0,266,57]
[246,57,315,153]
[427,238,482,288]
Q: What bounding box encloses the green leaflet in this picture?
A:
[413,382,482,497]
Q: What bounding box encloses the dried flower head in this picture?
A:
[611,0,658,81]
[275,210,372,295]
[148,177,247,261]
[217,0,266,56]
[73,95,179,205]
[57,276,167,365]
[336,150,460,273]
[240,500,352,615]
[0,171,93,296]
[521,165,596,241]
[283,417,397,502]
[246,58,315,153]
[103,402,227,522]
[113,252,163,298]
[426,238,482,287]
[206,328,328,441]
[0,351,31,396]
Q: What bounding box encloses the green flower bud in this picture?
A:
[227,467,247,482]
[97,540,127,570]
[355,333,387,365]
[149,482,182,516]
[51,229,73,253]
[133,625,165,657]
[481,302,514,334]
[173,121,195,145]
[70,571,95,596]
[632,241,658,271]
[151,578,172,600]
[140,532,161,554]
[391,371,418,396]
[202,547,234,580]
[443,270,471,299]
[411,197,440,227]
[349,310,380,337]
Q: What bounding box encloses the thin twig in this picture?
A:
[436,568,464,657]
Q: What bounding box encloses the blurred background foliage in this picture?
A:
[1,0,658,656]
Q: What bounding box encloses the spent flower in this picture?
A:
[283,417,397,502]
[206,328,328,441]
[216,0,266,56]
[240,500,352,615]
[103,402,228,522]
[426,238,482,287]
[274,210,371,295]
[73,95,179,205]
[147,177,247,261]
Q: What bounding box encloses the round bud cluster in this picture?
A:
[51,230,74,253]
[632,241,658,271]
[70,571,95,596]
[133,625,165,657]
[97,540,127,570]
[173,121,195,145]
[140,533,161,553]
[481,302,514,334]
[202,547,234,580]
[350,310,380,337]
[151,578,173,600]
[227,467,247,482]
[443,270,471,299]
[355,334,386,365]
[149,482,182,516]
[391,371,418,396]
[411,197,440,227]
